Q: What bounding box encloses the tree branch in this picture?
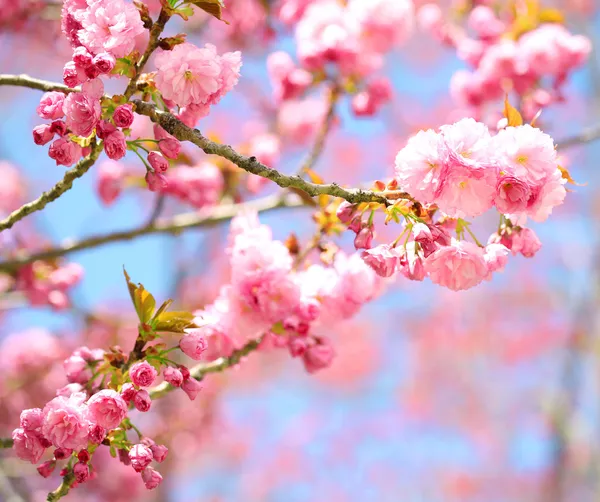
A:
[132,100,407,206]
[0,74,75,94]
[0,194,302,272]
[558,124,600,149]
[123,8,171,99]
[149,337,262,399]
[0,142,103,233]
[46,472,74,502]
[297,84,339,176]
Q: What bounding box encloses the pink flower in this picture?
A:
[37,460,56,478]
[181,377,202,401]
[37,92,65,120]
[50,120,68,137]
[163,163,223,208]
[49,138,82,167]
[154,43,242,108]
[154,125,181,159]
[394,129,447,204]
[425,239,488,291]
[492,125,558,184]
[120,383,136,402]
[12,428,45,464]
[92,51,116,73]
[88,424,106,444]
[148,151,168,173]
[141,467,163,490]
[129,361,157,387]
[302,341,335,373]
[73,462,90,483]
[53,447,73,460]
[484,243,509,277]
[511,227,542,258]
[278,97,328,146]
[20,408,43,435]
[129,444,153,472]
[468,6,505,40]
[56,383,84,398]
[494,174,531,214]
[361,244,399,277]
[133,389,152,412]
[351,78,392,117]
[113,104,134,128]
[63,61,87,88]
[82,78,104,99]
[79,0,145,58]
[87,389,127,429]
[73,46,93,69]
[526,170,567,222]
[104,130,127,160]
[180,331,208,360]
[267,51,313,102]
[142,438,168,463]
[64,354,92,384]
[33,124,54,145]
[42,393,90,450]
[354,225,374,250]
[163,367,183,387]
[295,0,359,72]
[398,243,426,281]
[97,120,117,139]
[145,171,168,192]
[63,92,101,138]
[348,0,414,53]
[97,160,125,205]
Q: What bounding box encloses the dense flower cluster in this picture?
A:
[338,117,563,291]
[418,4,591,119]
[193,212,381,372]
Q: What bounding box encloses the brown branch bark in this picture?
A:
[149,337,262,399]
[0,74,75,94]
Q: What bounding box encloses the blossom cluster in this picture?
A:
[419,4,591,119]
[338,117,563,291]
[193,211,382,372]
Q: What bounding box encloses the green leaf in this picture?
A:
[189,0,227,22]
[123,268,156,324]
[154,311,198,333]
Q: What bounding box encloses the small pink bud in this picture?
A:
[77,450,90,463]
[179,366,190,380]
[37,91,65,120]
[96,120,117,140]
[88,424,106,445]
[118,448,131,466]
[129,361,158,387]
[37,460,56,478]
[33,124,54,145]
[93,52,116,74]
[288,336,308,357]
[73,462,90,483]
[49,137,82,167]
[163,367,183,387]
[129,444,153,472]
[63,61,86,88]
[133,390,152,412]
[141,467,163,490]
[104,130,127,160]
[158,138,181,159]
[336,201,357,224]
[49,120,68,137]
[179,331,207,360]
[82,78,104,100]
[54,447,73,460]
[72,47,93,69]
[302,341,335,374]
[113,104,134,128]
[148,151,169,173]
[120,383,136,402]
[354,225,374,250]
[145,171,168,192]
[181,377,202,401]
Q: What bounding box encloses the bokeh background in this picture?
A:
[2,1,600,501]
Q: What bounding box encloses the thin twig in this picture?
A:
[132,100,408,206]
[149,337,263,399]
[0,142,103,233]
[46,472,74,502]
[145,193,167,227]
[558,124,600,149]
[123,8,171,99]
[0,74,74,94]
[0,194,303,272]
[297,84,340,176]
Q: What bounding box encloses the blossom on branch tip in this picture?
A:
[129,361,158,387]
